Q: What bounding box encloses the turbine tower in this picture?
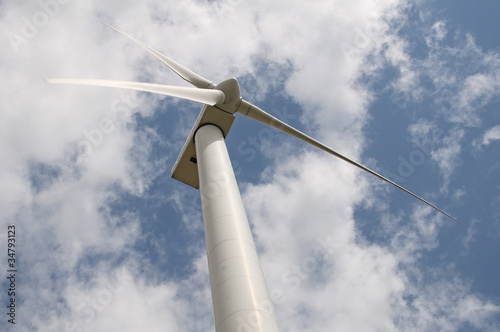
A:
[46,24,463,332]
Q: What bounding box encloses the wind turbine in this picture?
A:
[46,24,463,332]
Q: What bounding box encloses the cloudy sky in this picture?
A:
[2,0,500,331]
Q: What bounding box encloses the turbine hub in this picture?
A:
[215,78,242,114]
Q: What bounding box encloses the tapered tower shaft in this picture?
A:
[195,124,280,332]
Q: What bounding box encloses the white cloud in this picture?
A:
[58,259,213,332]
[244,152,403,331]
[245,153,500,331]
[369,16,500,127]
[430,127,464,193]
[479,125,500,147]
[369,17,500,193]
[429,21,447,42]
[406,119,464,193]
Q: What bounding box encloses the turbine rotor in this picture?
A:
[45,24,464,227]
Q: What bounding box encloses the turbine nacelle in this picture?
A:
[171,104,236,188]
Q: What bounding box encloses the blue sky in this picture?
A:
[1,0,500,331]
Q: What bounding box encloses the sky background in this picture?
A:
[1,0,500,331]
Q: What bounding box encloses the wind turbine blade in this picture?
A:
[238,100,465,227]
[45,79,225,106]
[101,22,215,89]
